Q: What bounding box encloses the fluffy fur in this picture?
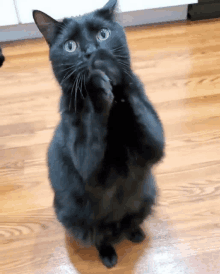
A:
[33,0,165,268]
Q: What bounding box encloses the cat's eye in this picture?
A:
[97,29,111,41]
[64,40,77,52]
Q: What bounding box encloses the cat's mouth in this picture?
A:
[89,49,122,86]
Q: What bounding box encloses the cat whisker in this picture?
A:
[113,51,128,55]
[114,54,129,61]
[58,65,78,74]
[116,58,131,70]
[79,74,85,99]
[60,65,85,85]
[120,64,132,74]
[67,68,87,111]
[69,74,78,111]
[53,63,77,68]
[53,61,84,70]
[117,59,131,69]
[117,59,130,67]
[83,73,88,97]
[69,72,81,111]
[112,45,125,52]
[69,87,74,111]
[77,74,82,100]
[117,61,133,80]
[58,67,75,75]
[61,68,78,85]
[55,64,76,68]
[122,69,133,80]
[74,74,81,113]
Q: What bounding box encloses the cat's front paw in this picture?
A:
[90,49,122,86]
[89,69,112,93]
[88,69,114,112]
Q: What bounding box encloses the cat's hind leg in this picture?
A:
[123,172,157,243]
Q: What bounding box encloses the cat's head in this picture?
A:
[33,0,130,94]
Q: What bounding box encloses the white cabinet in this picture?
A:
[120,0,198,12]
[0,0,198,42]
[15,0,198,24]
[15,0,112,24]
[0,0,19,26]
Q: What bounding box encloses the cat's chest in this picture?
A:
[87,162,147,217]
[100,171,145,220]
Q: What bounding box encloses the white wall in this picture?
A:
[0,0,19,26]
[120,0,198,12]
[0,0,198,42]
[16,0,106,24]
[15,0,198,24]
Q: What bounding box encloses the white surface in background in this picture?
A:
[0,4,188,42]
[120,0,198,12]
[119,5,188,27]
[15,0,198,24]
[0,0,19,26]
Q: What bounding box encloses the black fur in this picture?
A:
[0,46,5,67]
[33,0,165,268]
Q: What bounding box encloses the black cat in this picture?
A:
[33,0,165,268]
[0,46,5,67]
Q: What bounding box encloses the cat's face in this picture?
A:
[33,0,130,93]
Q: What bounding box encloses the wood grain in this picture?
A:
[1,19,220,273]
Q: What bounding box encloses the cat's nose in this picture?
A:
[85,44,96,58]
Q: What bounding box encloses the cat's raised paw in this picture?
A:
[88,69,114,111]
[89,69,112,93]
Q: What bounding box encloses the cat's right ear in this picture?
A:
[33,10,59,46]
[97,0,117,20]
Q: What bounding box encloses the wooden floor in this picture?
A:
[1,18,220,274]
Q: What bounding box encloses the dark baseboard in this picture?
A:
[188,1,220,20]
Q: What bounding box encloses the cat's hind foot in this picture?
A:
[96,243,118,268]
[124,226,146,243]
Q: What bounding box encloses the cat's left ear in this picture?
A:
[33,10,60,46]
[96,0,117,20]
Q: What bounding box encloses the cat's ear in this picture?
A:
[33,10,60,46]
[96,0,117,20]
